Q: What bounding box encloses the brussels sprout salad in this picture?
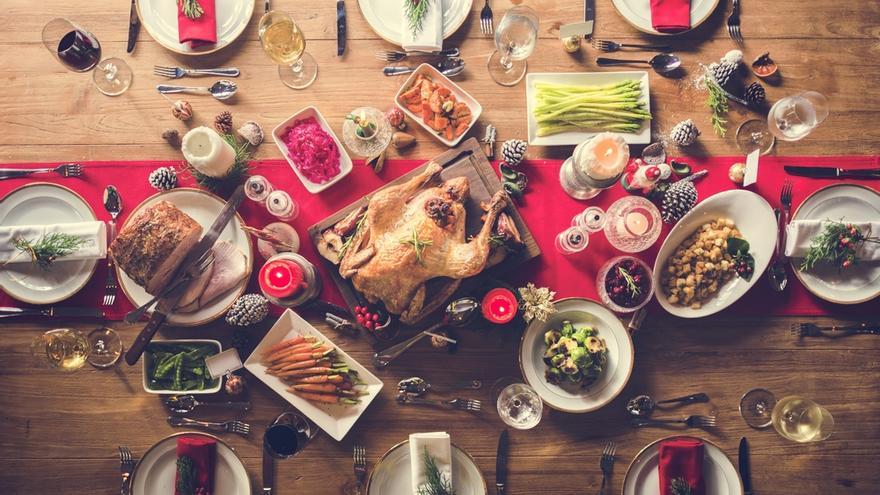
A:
[542,320,608,388]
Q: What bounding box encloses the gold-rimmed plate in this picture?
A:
[0,183,99,305]
[116,188,252,327]
[136,0,254,56]
[366,440,487,494]
[622,435,743,495]
[129,432,251,495]
[789,184,880,304]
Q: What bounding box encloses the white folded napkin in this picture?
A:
[410,432,453,495]
[785,220,880,260]
[0,221,107,265]
[402,0,443,52]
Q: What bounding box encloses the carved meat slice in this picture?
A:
[176,241,248,314]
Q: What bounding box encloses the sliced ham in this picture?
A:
[176,262,213,310]
[176,241,248,313]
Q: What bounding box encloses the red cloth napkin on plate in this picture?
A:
[651,0,691,33]
[175,435,217,494]
[658,438,705,495]
[178,0,217,47]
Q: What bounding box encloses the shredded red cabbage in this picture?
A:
[283,117,341,184]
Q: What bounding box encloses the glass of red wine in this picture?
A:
[264,411,316,459]
[42,18,132,96]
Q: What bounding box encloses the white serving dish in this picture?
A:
[244,309,384,441]
[357,0,472,46]
[142,339,222,395]
[136,0,254,56]
[272,106,353,194]
[526,71,651,146]
[395,63,483,147]
[652,190,777,318]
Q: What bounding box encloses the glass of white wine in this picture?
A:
[31,329,91,371]
[258,11,317,90]
[771,395,834,443]
[487,6,539,86]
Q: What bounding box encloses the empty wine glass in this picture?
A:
[487,6,539,86]
[493,378,543,429]
[768,91,829,141]
[42,18,132,96]
[259,11,318,89]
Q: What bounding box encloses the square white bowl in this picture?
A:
[526,71,651,146]
[395,63,483,147]
[244,309,384,441]
[142,339,223,395]
[272,106,353,194]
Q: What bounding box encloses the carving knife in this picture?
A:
[739,437,754,495]
[126,0,140,53]
[496,429,509,495]
[560,0,595,39]
[784,165,880,179]
[337,0,347,56]
[124,185,246,365]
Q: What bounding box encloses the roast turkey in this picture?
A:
[337,162,508,324]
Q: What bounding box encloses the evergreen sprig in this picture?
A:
[187,133,252,195]
[10,233,85,271]
[800,220,879,271]
[670,477,693,495]
[705,77,729,137]
[404,0,432,35]
[175,455,198,495]
[416,448,455,495]
[179,0,204,19]
[617,266,641,299]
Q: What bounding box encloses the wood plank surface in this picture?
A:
[1,1,879,494]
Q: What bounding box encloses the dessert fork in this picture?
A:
[353,445,367,489]
[727,0,743,43]
[632,415,717,428]
[480,0,494,35]
[591,39,671,53]
[0,163,83,180]
[153,65,240,79]
[598,441,616,495]
[166,416,251,437]
[790,322,880,338]
[118,445,134,495]
[396,394,482,412]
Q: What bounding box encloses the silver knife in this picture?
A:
[337,0,346,56]
[784,165,880,179]
[560,0,595,39]
[126,0,140,53]
[496,429,509,495]
[263,444,274,495]
[0,306,104,319]
[123,185,246,366]
[739,437,754,495]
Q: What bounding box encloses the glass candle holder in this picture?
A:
[342,107,392,158]
[603,196,662,253]
[559,135,629,200]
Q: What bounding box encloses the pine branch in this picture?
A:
[404,0,432,35]
[10,233,85,271]
[705,78,729,137]
[416,448,455,495]
[179,0,204,19]
[187,133,252,195]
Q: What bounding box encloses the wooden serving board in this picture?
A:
[308,137,541,329]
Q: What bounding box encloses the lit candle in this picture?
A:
[574,132,630,180]
[181,126,236,178]
[625,211,649,236]
[481,288,518,324]
[259,259,305,300]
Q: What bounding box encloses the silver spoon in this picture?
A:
[397,376,483,396]
[626,392,710,417]
[163,394,251,414]
[156,79,238,100]
[596,53,682,74]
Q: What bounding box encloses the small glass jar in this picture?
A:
[596,256,654,313]
[266,190,299,221]
[245,175,274,205]
[259,252,321,308]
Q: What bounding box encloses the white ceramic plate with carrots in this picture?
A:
[244,309,383,441]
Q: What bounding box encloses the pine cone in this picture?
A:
[225,294,269,326]
[148,166,178,191]
[708,61,738,87]
[743,82,766,106]
[214,111,234,135]
[501,139,528,166]
[670,119,701,147]
[661,179,698,224]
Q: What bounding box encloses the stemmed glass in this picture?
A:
[259,11,318,89]
[492,377,543,429]
[42,18,132,96]
[736,91,829,154]
[740,389,834,442]
[487,6,539,86]
[32,328,122,371]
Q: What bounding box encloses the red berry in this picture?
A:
[372,314,379,321]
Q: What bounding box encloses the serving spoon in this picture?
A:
[156,79,238,100]
[626,392,710,417]
[596,53,682,74]
[164,394,251,414]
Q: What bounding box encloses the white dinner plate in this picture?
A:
[116,188,252,326]
[137,0,254,55]
[653,190,777,318]
[611,0,720,35]
[357,0,472,46]
[519,298,634,413]
[790,184,880,304]
[244,309,384,441]
[526,71,651,146]
[0,183,98,305]
[130,433,251,495]
[622,436,743,495]
[366,441,487,495]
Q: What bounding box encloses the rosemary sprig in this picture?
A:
[11,233,85,271]
[416,448,455,495]
[338,213,367,259]
[179,0,204,20]
[800,220,879,271]
[617,266,641,298]
[187,133,252,195]
[670,477,693,495]
[404,0,432,36]
[400,226,433,265]
[705,77,729,137]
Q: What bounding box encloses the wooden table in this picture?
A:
[1,1,879,494]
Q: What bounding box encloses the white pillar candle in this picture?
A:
[574,132,630,180]
[181,126,236,178]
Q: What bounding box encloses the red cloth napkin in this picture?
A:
[178,0,217,47]
[658,438,705,495]
[175,435,217,494]
[651,0,691,33]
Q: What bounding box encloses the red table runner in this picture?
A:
[1,156,878,320]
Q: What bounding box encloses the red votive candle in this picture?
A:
[481,288,518,324]
[259,259,305,300]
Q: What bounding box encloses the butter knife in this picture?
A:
[124,185,246,366]
[739,437,754,495]
[336,0,346,56]
[126,0,140,53]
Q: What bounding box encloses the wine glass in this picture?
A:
[493,378,543,429]
[771,395,834,443]
[264,411,317,458]
[739,388,777,428]
[487,6,539,86]
[735,91,829,153]
[259,11,318,89]
[42,18,133,96]
[31,329,91,371]
[86,327,123,368]
[735,119,776,155]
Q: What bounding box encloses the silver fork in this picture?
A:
[166,416,252,437]
[790,322,880,338]
[353,445,367,489]
[591,39,671,53]
[598,441,616,495]
[396,394,482,412]
[0,163,83,180]
[118,445,134,495]
[374,48,460,62]
[123,250,215,323]
[632,415,717,428]
[153,65,240,79]
[727,0,743,44]
[480,0,494,35]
